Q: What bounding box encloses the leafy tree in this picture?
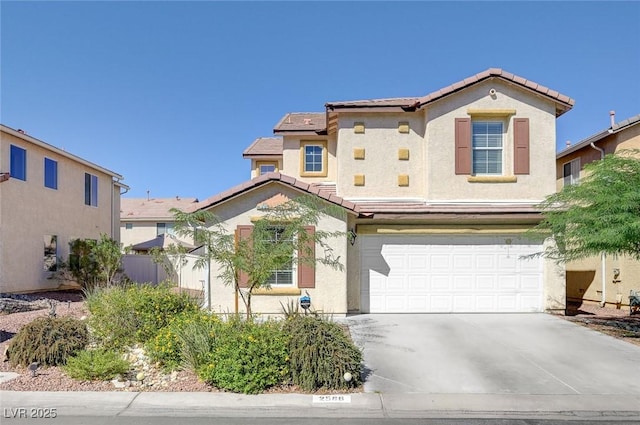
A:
[93,233,123,286]
[172,195,346,319]
[528,150,640,262]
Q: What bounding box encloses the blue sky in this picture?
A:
[2,1,639,201]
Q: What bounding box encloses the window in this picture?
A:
[472,122,503,174]
[125,223,133,230]
[44,235,58,271]
[44,158,58,189]
[265,226,294,286]
[257,161,278,175]
[300,141,327,177]
[84,173,98,206]
[10,145,26,181]
[563,158,580,186]
[157,222,174,236]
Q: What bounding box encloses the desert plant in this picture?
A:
[197,317,289,394]
[63,349,130,381]
[146,309,219,371]
[86,283,199,349]
[283,315,362,391]
[8,317,89,367]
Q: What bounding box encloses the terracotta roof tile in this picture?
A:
[243,137,283,157]
[192,173,361,215]
[121,197,199,220]
[273,113,326,132]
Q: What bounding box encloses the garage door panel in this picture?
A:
[361,235,543,313]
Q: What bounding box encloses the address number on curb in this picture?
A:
[312,395,351,403]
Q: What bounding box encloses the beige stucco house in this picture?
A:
[556,113,640,308]
[120,197,199,252]
[192,68,574,316]
[0,124,127,293]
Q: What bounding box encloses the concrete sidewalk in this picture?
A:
[2,391,640,420]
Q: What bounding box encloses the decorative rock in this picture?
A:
[136,372,145,381]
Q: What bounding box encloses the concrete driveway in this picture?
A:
[345,314,640,395]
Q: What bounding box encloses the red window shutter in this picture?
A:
[236,225,253,288]
[514,118,530,175]
[455,118,471,175]
[297,226,316,288]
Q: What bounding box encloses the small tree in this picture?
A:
[64,234,123,288]
[528,150,640,262]
[172,195,346,318]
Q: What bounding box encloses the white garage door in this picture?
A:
[361,235,543,313]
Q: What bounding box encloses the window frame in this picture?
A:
[563,158,581,186]
[256,161,278,176]
[10,145,27,181]
[44,157,58,190]
[84,173,98,207]
[471,121,504,175]
[156,222,174,236]
[264,225,296,287]
[300,140,328,177]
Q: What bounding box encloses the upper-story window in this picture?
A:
[44,158,58,190]
[563,158,580,186]
[10,145,27,181]
[257,161,278,176]
[157,222,174,236]
[300,141,327,177]
[472,122,503,175]
[84,173,98,206]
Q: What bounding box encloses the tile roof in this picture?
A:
[326,68,575,117]
[191,173,362,215]
[242,137,283,157]
[121,197,199,220]
[557,113,640,159]
[273,112,326,133]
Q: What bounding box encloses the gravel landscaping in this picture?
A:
[2,291,638,392]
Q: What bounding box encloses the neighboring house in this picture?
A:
[0,124,127,293]
[556,113,640,308]
[193,68,574,316]
[120,197,199,250]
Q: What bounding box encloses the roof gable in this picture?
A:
[192,172,362,215]
[326,68,574,117]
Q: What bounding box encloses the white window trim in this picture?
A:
[563,158,580,186]
[472,121,504,176]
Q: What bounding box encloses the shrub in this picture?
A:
[86,283,199,349]
[8,317,88,367]
[283,315,362,391]
[147,309,220,371]
[197,317,289,394]
[63,349,130,381]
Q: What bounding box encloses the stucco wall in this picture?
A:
[335,112,426,198]
[199,183,351,316]
[426,80,558,202]
[1,130,119,293]
[121,221,163,249]
[280,135,337,183]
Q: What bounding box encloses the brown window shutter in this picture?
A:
[455,118,471,175]
[514,118,530,175]
[297,226,316,288]
[236,225,253,288]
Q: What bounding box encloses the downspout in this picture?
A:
[589,142,606,307]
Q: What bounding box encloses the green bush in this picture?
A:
[197,317,289,394]
[147,309,220,371]
[63,349,130,381]
[283,315,362,391]
[8,317,89,367]
[86,283,199,349]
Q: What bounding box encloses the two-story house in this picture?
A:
[556,113,640,308]
[0,124,127,293]
[191,68,573,316]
